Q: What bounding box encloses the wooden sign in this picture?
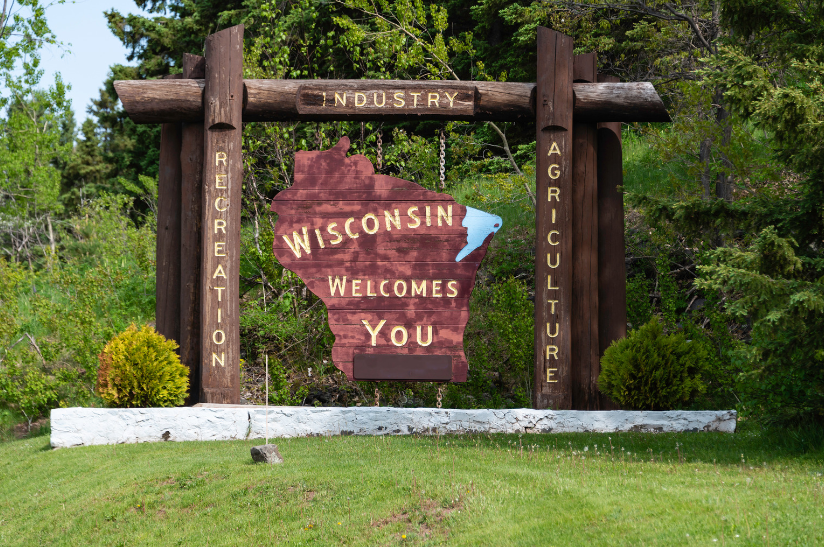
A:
[296,82,475,118]
[270,137,502,382]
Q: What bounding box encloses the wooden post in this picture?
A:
[571,53,600,410]
[180,54,205,405]
[156,73,183,346]
[534,28,573,409]
[201,25,244,404]
[597,73,626,410]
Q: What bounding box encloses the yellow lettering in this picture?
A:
[352,279,362,297]
[548,275,559,290]
[335,92,346,106]
[217,308,222,323]
[445,91,457,107]
[427,93,439,107]
[412,280,426,297]
[549,164,561,179]
[380,280,390,296]
[328,276,347,296]
[552,209,556,223]
[327,222,343,244]
[374,92,386,107]
[548,142,561,156]
[215,197,229,211]
[432,280,442,297]
[384,209,401,231]
[216,174,227,188]
[361,319,386,346]
[394,280,407,297]
[548,300,558,313]
[362,213,379,234]
[355,92,366,106]
[547,347,558,360]
[214,286,226,301]
[391,326,408,346]
[214,219,226,234]
[547,323,559,337]
[215,242,226,256]
[367,280,377,296]
[282,227,311,258]
[411,92,422,107]
[322,92,326,106]
[213,264,226,279]
[437,204,452,227]
[213,330,225,345]
[548,230,560,245]
[426,205,431,226]
[314,228,325,248]
[393,92,405,107]
[447,280,458,297]
[345,217,359,239]
[547,367,558,381]
[407,206,421,228]
[215,151,227,166]
[548,187,560,201]
[547,253,559,268]
[417,325,433,347]
[212,352,225,367]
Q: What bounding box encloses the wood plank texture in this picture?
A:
[270,137,500,383]
[179,53,205,406]
[113,79,670,124]
[201,25,243,404]
[156,75,182,347]
[596,73,625,410]
[534,27,573,410]
[571,53,600,410]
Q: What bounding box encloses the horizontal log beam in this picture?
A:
[114,79,670,124]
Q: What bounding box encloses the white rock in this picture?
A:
[49,406,736,448]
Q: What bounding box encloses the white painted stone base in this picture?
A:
[50,406,736,448]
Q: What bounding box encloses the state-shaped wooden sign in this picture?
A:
[270,138,501,382]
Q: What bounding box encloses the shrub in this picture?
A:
[96,325,189,408]
[599,318,709,410]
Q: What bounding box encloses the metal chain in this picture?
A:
[360,121,365,151]
[436,386,443,409]
[315,123,322,150]
[374,388,380,407]
[439,127,446,189]
[376,130,383,172]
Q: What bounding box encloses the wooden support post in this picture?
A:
[201,25,244,404]
[571,53,600,410]
[534,27,573,409]
[156,74,183,345]
[180,54,205,405]
[597,73,626,410]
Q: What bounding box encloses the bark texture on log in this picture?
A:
[596,73,625,411]
[114,79,669,123]
[201,25,243,404]
[534,27,573,410]
[571,53,600,410]
[156,74,183,347]
[180,53,205,406]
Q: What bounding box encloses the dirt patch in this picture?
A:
[14,418,48,439]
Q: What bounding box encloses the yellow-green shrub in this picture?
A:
[96,325,189,407]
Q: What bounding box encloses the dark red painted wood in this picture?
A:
[271,137,498,382]
[353,354,453,381]
[535,27,573,409]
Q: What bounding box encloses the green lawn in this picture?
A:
[1,426,822,546]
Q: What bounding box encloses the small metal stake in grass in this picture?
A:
[251,354,283,464]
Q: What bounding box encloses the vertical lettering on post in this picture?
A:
[534,27,573,410]
[201,25,243,404]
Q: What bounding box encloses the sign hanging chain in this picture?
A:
[360,121,365,151]
[374,387,380,407]
[439,126,446,189]
[436,385,443,408]
[376,129,383,172]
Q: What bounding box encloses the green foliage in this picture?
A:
[599,318,709,410]
[97,325,189,408]
[266,359,308,406]
[697,227,824,424]
[625,276,653,329]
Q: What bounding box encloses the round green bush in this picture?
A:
[598,318,709,410]
[96,324,189,408]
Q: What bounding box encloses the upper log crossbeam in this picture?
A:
[113,79,670,124]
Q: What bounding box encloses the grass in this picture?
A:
[1,424,822,546]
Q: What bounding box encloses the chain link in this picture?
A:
[374,387,380,407]
[436,385,443,409]
[439,127,446,189]
[360,121,365,150]
[376,130,383,172]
